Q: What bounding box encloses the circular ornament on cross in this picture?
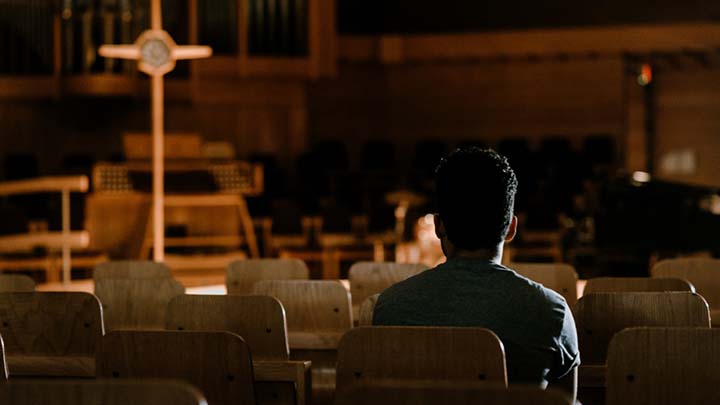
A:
[136,30,178,76]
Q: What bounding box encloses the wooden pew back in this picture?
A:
[0,275,35,292]
[336,326,507,392]
[348,262,428,312]
[252,280,352,349]
[166,294,289,361]
[337,381,570,405]
[574,292,710,364]
[652,258,720,310]
[584,277,694,294]
[510,262,578,305]
[94,261,185,330]
[227,259,309,295]
[97,330,255,405]
[0,291,103,377]
[607,327,720,405]
[0,380,207,405]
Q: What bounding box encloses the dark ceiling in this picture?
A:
[338,0,720,35]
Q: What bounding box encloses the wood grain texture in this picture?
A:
[607,327,720,405]
[94,261,185,331]
[166,294,289,361]
[96,330,255,405]
[510,263,578,305]
[0,379,207,405]
[0,292,103,377]
[573,292,711,364]
[348,262,428,319]
[337,381,570,405]
[85,194,152,259]
[252,280,352,349]
[584,277,694,294]
[0,275,35,292]
[226,259,309,295]
[357,294,379,326]
[652,258,720,310]
[336,326,507,393]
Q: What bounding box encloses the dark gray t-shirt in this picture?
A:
[373,258,580,387]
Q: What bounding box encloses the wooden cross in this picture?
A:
[98,0,212,262]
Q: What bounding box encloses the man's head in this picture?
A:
[434,147,518,255]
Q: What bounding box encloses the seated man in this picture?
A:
[373,147,579,398]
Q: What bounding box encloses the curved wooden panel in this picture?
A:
[0,292,103,377]
[0,380,207,405]
[348,262,428,314]
[94,261,184,331]
[252,280,351,349]
[96,330,255,405]
[336,326,507,392]
[166,294,289,361]
[337,381,570,405]
[584,277,694,294]
[574,292,710,364]
[607,327,720,405]
[227,259,309,295]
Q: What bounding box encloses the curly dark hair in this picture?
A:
[435,147,518,250]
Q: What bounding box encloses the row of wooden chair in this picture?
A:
[1,308,719,405]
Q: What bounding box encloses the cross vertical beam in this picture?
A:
[98,0,212,263]
[152,75,165,262]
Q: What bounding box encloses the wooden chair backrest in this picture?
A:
[348,262,428,308]
[336,326,507,392]
[252,280,352,333]
[85,193,152,259]
[227,259,309,295]
[166,294,289,361]
[97,330,255,405]
[607,327,720,405]
[652,258,720,309]
[94,261,185,330]
[0,275,35,292]
[337,382,570,405]
[0,292,103,357]
[573,292,710,364]
[357,294,379,326]
[510,262,578,305]
[585,277,695,294]
[0,380,207,405]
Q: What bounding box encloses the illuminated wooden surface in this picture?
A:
[98,0,212,263]
[0,176,88,195]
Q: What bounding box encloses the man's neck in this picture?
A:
[445,244,504,264]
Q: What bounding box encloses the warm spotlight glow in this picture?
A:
[637,64,653,86]
[423,214,434,225]
[632,171,651,183]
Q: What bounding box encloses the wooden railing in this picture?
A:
[0,176,90,283]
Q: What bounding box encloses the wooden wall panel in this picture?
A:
[308,57,625,165]
[655,69,720,187]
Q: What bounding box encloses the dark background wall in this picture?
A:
[339,0,720,34]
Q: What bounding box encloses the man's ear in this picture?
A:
[433,214,446,239]
[505,215,518,243]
